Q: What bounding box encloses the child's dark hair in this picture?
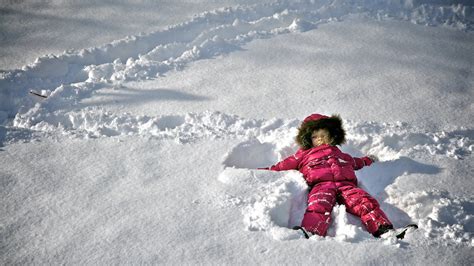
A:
[296,115,346,149]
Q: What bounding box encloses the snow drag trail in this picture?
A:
[2,0,473,128]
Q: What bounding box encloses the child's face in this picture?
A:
[311,129,333,147]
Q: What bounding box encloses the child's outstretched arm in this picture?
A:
[259,149,304,171]
[338,151,377,170]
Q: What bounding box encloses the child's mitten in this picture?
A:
[368,155,379,163]
[361,155,377,166]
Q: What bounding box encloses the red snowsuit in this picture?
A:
[268,144,392,236]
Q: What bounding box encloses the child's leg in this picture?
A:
[338,184,392,235]
[301,182,337,236]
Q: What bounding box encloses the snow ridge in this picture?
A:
[8,109,473,161]
[7,105,474,163]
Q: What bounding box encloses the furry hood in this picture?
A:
[296,113,346,149]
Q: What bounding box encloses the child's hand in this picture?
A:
[361,155,378,167]
[368,155,379,163]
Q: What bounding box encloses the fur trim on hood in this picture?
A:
[296,114,346,149]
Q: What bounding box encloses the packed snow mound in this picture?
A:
[1,0,473,123]
[218,168,309,240]
[388,188,473,245]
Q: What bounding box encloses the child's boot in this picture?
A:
[376,224,419,239]
[293,226,313,239]
[372,224,394,237]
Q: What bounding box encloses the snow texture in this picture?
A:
[1,0,473,265]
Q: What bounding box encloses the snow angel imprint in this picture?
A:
[260,113,393,238]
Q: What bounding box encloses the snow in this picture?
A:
[1,0,473,264]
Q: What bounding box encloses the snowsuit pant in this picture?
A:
[301,181,392,236]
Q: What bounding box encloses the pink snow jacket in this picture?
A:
[267,144,373,186]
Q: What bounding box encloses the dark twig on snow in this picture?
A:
[29,90,48,99]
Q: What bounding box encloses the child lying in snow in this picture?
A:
[261,113,393,238]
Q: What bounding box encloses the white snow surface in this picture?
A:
[1,0,473,264]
